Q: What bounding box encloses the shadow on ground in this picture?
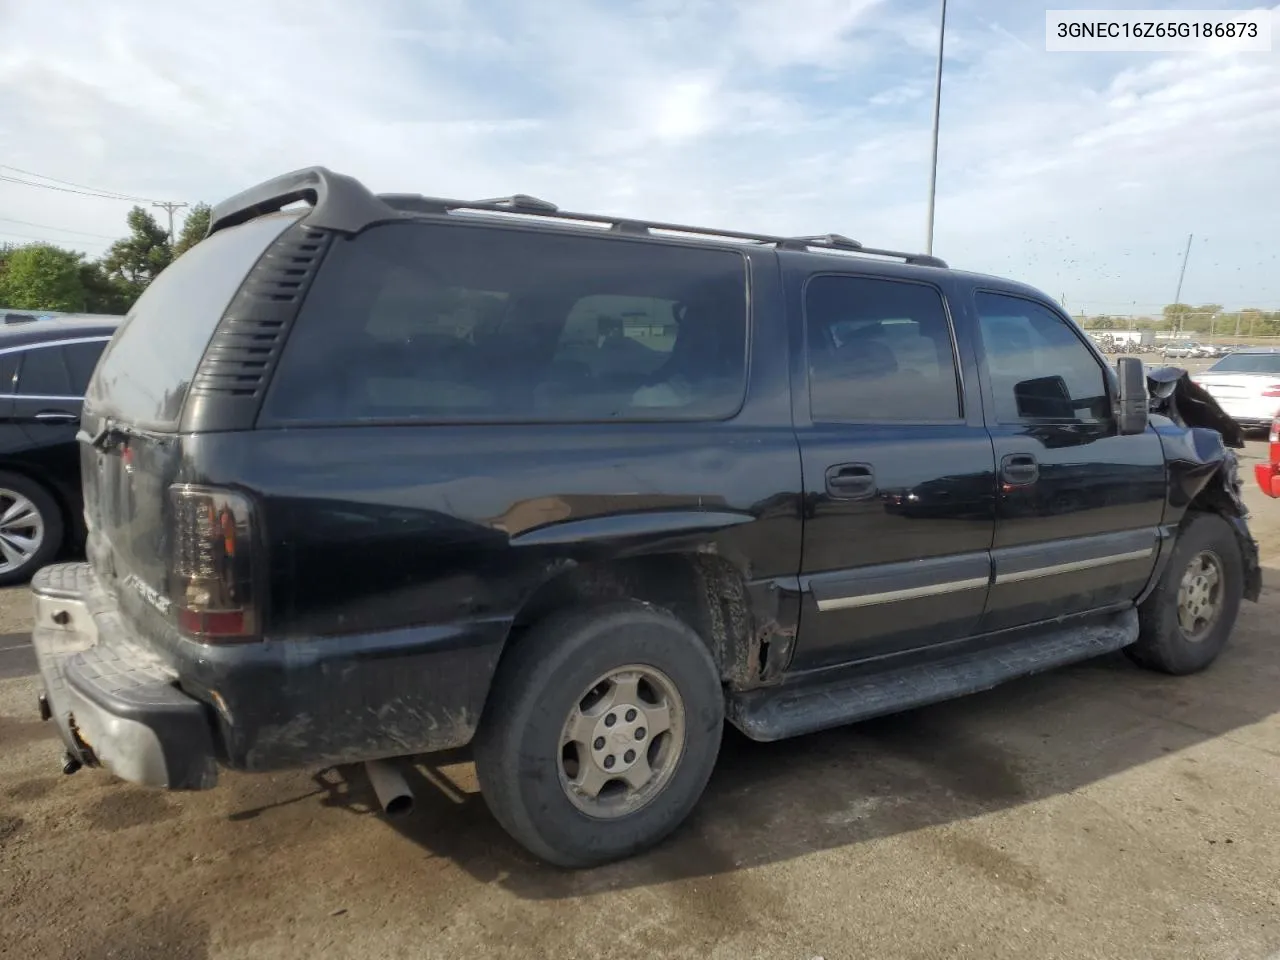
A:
[223,564,1280,902]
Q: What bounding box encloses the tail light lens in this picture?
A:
[168,485,259,642]
[1261,385,1280,397]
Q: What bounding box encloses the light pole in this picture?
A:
[924,0,948,256]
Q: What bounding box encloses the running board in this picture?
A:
[728,608,1138,742]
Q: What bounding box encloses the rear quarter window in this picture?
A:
[260,222,749,424]
[86,213,300,430]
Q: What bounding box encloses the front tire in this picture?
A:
[0,471,62,586]
[473,602,724,868]
[1128,513,1244,675]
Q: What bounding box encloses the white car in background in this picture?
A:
[1193,348,1280,432]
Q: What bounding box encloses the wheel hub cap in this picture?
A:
[1177,550,1223,642]
[558,665,685,819]
[0,489,44,574]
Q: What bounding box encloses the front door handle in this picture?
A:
[825,463,876,499]
[34,410,78,424]
[1000,453,1039,485]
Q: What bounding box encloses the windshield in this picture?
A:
[1206,353,1280,374]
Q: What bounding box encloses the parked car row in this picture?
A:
[1161,340,1232,359]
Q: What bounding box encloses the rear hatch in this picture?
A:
[80,213,302,640]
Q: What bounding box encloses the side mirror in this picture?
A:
[1115,356,1149,435]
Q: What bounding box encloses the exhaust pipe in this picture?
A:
[364,759,414,817]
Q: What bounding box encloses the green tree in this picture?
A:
[1162,303,1193,332]
[79,261,133,315]
[101,206,172,301]
[0,243,88,311]
[173,202,211,257]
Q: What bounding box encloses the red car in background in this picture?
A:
[1257,417,1280,497]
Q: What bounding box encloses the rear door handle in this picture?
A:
[825,463,876,499]
[1000,453,1039,485]
[34,410,79,423]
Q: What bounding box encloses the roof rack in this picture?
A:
[208,166,948,268]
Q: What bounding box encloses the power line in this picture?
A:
[0,173,154,203]
[0,229,108,248]
[0,164,151,200]
[0,216,118,241]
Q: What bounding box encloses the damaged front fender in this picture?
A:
[1146,365,1260,602]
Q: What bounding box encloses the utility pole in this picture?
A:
[924,0,947,255]
[1172,232,1192,333]
[152,201,189,242]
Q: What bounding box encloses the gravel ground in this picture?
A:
[1,439,1277,960]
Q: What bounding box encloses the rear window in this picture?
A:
[260,221,748,424]
[1207,352,1280,374]
[85,213,299,429]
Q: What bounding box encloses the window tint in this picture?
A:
[64,340,109,394]
[262,222,748,423]
[86,213,300,430]
[1207,352,1280,374]
[17,346,72,396]
[805,275,959,421]
[975,292,1108,423]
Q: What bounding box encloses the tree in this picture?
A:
[101,206,172,302]
[173,202,211,257]
[0,243,87,311]
[79,261,133,315]
[1162,303,1194,332]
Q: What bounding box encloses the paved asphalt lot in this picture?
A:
[2,438,1278,959]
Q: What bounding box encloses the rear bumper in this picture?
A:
[31,564,218,789]
[31,563,508,787]
[1256,463,1280,498]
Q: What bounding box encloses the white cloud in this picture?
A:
[0,0,1277,311]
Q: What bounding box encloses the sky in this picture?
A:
[0,0,1277,315]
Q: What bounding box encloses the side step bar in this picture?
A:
[728,608,1138,742]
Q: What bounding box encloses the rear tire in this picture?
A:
[473,602,724,868]
[0,471,62,586]
[1128,513,1243,675]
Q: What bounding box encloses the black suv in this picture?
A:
[0,313,119,584]
[30,168,1259,867]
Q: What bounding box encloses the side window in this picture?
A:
[805,275,960,421]
[974,293,1108,423]
[64,340,109,394]
[16,346,72,397]
[262,223,748,423]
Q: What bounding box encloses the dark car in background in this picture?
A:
[0,313,120,583]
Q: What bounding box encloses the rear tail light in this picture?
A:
[168,485,259,642]
[1261,385,1280,397]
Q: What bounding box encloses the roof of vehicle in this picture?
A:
[0,313,121,349]
[208,166,951,270]
[1219,346,1280,354]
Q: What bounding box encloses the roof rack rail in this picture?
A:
[208,168,949,268]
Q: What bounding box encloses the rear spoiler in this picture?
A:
[206,166,395,238]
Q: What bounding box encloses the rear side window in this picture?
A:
[805,275,960,421]
[63,340,109,394]
[17,346,72,396]
[86,213,300,430]
[261,222,748,424]
[975,292,1108,423]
